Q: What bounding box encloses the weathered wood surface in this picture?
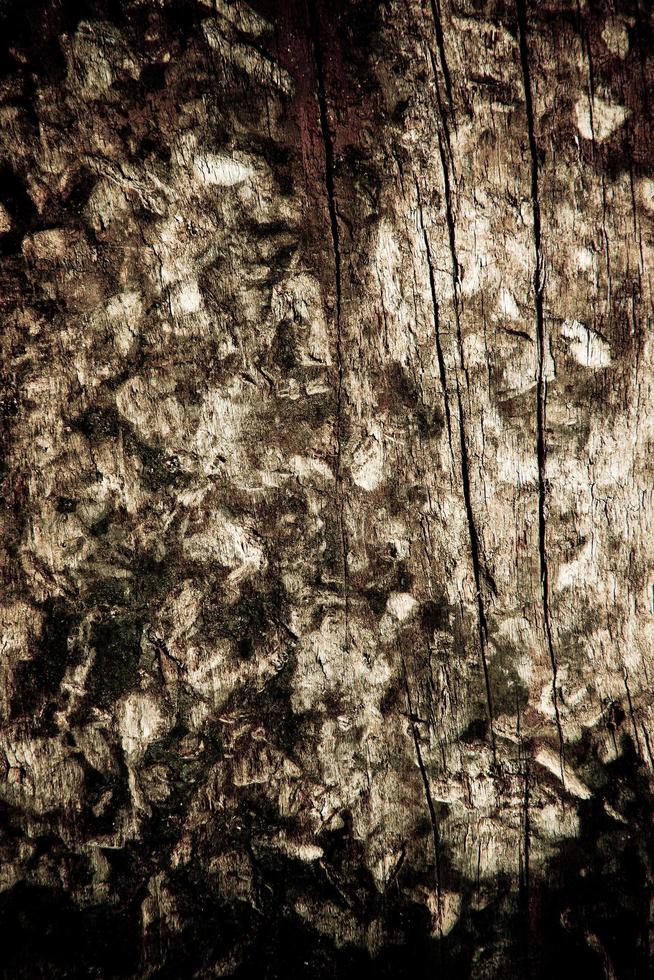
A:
[1,0,653,976]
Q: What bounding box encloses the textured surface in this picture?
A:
[1,0,654,976]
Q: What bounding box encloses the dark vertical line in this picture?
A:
[576,4,612,319]
[428,0,453,109]
[518,700,531,978]
[623,667,643,756]
[523,756,531,978]
[401,656,443,942]
[305,0,349,645]
[415,178,454,455]
[515,0,565,773]
[424,18,496,760]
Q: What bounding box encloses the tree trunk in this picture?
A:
[1,0,653,976]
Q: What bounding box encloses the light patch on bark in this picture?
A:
[22,228,69,262]
[291,614,389,714]
[575,245,595,271]
[182,512,266,578]
[120,692,165,758]
[1,736,86,815]
[193,152,253,187]
[561,318,611,368]
[193,387,250,476]
[86,178,131,232]
[499,288,520,319]
[211,0,272,37]
[289,454,335,484]
[385,592,418,622]
[105,290,143,354]
[637,177,654,213]
[170,279,203,315]
[531,801,580,840]
[272,835,324,863]
[69,22,116,98]
[351,431,384,491]
[535,746,592,799]
[0,203,12,234]
[272,274,331,364]
[574,95,630,142]
[379,592,418,639]
[202,19,294,95]
[427,890,461,937]
[555,539,596,591]
[601,17,631,59]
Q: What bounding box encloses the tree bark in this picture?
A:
[1,0,653,976]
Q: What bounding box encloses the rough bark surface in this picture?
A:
[1,0,654,976]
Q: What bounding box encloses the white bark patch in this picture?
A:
[120,693,165,758]
[637,177,654,213]
[107,289,142,321]
[22,228,69,262]
[0,203,12,234]
[385,592,418,622]
[106,290,142,354]
[499,288,520,319]
[212,0,271,37]
[555,539,596,591]
[427,890,461,937]
[351,433,384,491]
[574,95,630,142]
[194,153,252,187]
[601,17,630,58]
[272,835,324,863]
[289,454,334,484]
[535,746,592,799]
[543,341,557,381]
[193,387,248,475]
[171,280,203,315]
[561,318,611,368]
[291,615,389,715]
[379,592,418,641]
[70,22,115,98]
[376,219,403,314]
[575,246,595,271]
[272,274,331,365]
[1,737,85,815]
[202,20,293,95]
[86,178,130,231]
[531,802,580,839]
[183,513,265,579]
[462,332,488,367]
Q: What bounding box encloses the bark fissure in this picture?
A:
[415,178,454,455]
[402,657,443,930]
[516,0,565,772]
[3,1,654,974]
[426,24,497,759]
[305,0,349,645]
[427,0,453,111]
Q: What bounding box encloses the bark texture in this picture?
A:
[1,0,654,976]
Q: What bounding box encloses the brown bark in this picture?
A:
[1,0,653,976]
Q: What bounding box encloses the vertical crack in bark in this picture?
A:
[425,17,496,761]
[415,177,454,457]
[623,667,643,757]
[306,0,349,646]
[518,704,531,975]
[516,0,565,774]
[577,6,612,319]
[401,656,443,937]
[427,0,453,110]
